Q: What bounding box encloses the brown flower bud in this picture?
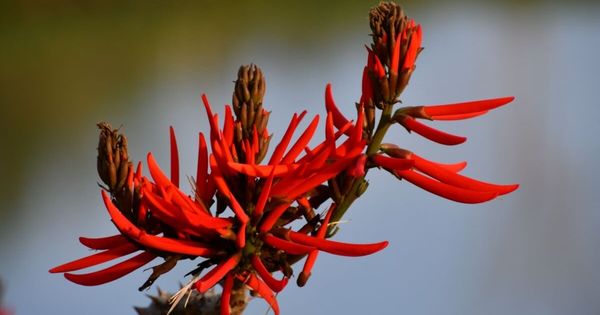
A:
[367,2,423,103]
[233,64,266,132]
[96,122,136,220]
[232,64,271,164]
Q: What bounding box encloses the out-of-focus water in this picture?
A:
[1,2,599,314]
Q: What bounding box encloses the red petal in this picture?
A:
[201,94,221,141]
[390,32,401,73]
[78,234,129,250]
[242,273,280,315]
[373,54,386,78]
[423,97,514,116]
[220,273,234,315]
[299,203,336,286]
[209,156,250,224]
[147,152,173,188]
[253,168,276,220]
[258,202,293,234]
[325,113,335,152]
[360,67,374,106]
[262,233,315,255]
[134,161,143,182]
[430,111,488,121]
[223,105,234,146]
[348,154,367,177]
[63,252,155,286]
[102,191,219,256]
[395,169,499,203]
[371,154,414,171]
[169,126,180,187]
[412,155,519,195]
[144,189,231,233]
[350,106,364,146]
[272,157,356,203]
[297,121,352,164]
[251,255,288,292]
[227,162,300,177]
[126,163,134,191]
[195,252,241,293]
[401,116,466,145]
[366,46,374,69]
[412,154,467,173]
[288,231,388,257]
[403,24,422,70]
[196,133,208,201]
[325,84,351,133]
[268,112,305,165]
[50,242,139,273]
[281,115,320,164]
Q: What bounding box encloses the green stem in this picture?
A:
[328,103,394,236]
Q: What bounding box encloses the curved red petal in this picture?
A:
[268,112,304,165]
[412,154,467,173]
[147,152,173,188]
[220,273,234,315]
[403,25,422,70]
[281,115,320,164]
[227,162,300,177]
[169,126,180,187]
[262,233,315,255]
[371,154,414,171]
[288,231,388,257]
[102,191,218,256]
[401,116,466,145]
[430,111,488,121]
[50,243,138,273]
[325,84,351,133]
[251,255,288,293]
[78,234,129,250]
[423,97,514,116]
[413,155,519,195]
[196,133,208,201]
[194,252,241,293]
[254,168,276,220]
[391,32,401,73]
[223,105,234,146]
[209,156,250,224]
[242,273,280,315]
[299,203,336,286]
[395,169,499,204]
[63,252,155,286]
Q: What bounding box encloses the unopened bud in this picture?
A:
[367,2,422,103]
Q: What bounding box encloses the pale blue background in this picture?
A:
[1,1,599,314]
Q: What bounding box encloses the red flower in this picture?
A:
[325,81,518,204]
[51,3,518,314]
[51,91,387,315]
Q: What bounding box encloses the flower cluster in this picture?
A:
[50,2,518,315]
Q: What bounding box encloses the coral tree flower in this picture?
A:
[324,2,518,207]
[50,3,518,315]
[51,65,388,315]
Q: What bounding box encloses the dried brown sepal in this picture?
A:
[138,255,182,291]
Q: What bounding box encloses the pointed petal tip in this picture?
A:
[499,183,520,195]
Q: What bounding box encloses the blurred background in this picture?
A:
[1,0,599,314]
